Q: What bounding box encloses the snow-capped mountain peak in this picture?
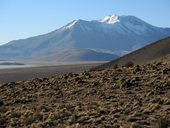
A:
[1,14,170,63]
[100,14,120,24]
[64,20,79,29]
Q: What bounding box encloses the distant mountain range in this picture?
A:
[94,36,170,70]
[0,14,170,64]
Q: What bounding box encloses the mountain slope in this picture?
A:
[0,14,170,63]
[28,49,117,65]
[94,36,170,70]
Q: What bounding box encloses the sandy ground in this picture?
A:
[0,63,102,84]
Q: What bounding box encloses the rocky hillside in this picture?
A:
[0,60,170,127]
[94,36,170,70]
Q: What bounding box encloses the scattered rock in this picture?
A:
[0,101,4,106]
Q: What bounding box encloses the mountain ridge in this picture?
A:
[0,14,170,63]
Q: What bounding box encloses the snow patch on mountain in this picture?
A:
[99,14,120,24]
[64,20,78,29]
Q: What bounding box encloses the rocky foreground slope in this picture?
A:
[0,60,170,128]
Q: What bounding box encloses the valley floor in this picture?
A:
[0,61,170,127]
[0,63,101,84]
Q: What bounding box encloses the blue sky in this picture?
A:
[0,0,170,45]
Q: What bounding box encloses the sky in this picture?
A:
[0,0,170,45]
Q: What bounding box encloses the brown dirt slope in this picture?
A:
[94,36,170,70]
[0,57,170,127]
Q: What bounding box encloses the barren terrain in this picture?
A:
[0,63,101,84]
[0,59,170,127]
